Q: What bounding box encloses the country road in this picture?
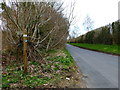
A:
[66,44,118,88]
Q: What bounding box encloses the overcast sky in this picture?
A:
[63,0,120,36]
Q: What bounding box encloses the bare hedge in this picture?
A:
[69,20,120,45]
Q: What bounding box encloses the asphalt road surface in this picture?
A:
[66,44,118,88]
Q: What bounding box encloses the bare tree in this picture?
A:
[0,1,74,60]
[0,0,76,73]
[83,14,94,31]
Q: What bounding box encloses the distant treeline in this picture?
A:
[69,20,120,45]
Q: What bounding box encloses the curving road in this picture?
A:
[66,44,118,88]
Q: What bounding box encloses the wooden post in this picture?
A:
[23,30,28,73]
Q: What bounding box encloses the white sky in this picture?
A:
[63,0,120,36]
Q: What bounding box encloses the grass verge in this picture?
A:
[69,43,120,55]
[2,48,83,88]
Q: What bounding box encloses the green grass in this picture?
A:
[47,49,75,70]
[2,48,77,88]
[2,64,50,88]
[69,43,120,55]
